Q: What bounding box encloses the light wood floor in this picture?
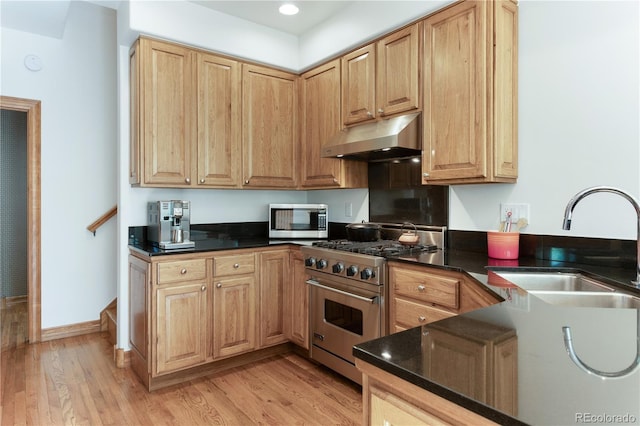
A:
[1,301,363,425]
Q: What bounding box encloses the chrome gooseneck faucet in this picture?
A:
[562,186,640,287]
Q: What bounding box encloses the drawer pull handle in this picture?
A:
[201,285,206,291]
[417,285,425,292]
[233,263,240,269]
[419,316,426,322]
[180,268,187,275]
[216,282,222,288]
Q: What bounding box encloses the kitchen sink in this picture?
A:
[530,291,640,309]
[493,271,616,292]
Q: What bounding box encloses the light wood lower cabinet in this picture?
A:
[258,250,289,348]
[357,360,500,425]
[287,248,309,349]
[129,246,305,391]
[423,316,518,416]
[213,275,256,358]
[388,261,501,333]
[155,282,208,375]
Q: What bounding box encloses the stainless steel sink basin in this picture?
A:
[530,291,640,309]
[493,271,615,292]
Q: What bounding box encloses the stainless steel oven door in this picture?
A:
[308,276,381,367]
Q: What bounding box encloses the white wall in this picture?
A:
[2,0,636,343]
[1,2,117,328]
[450,0,640,240]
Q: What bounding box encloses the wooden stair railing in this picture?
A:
[87,205,117,235]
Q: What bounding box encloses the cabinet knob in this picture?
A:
[377,108,384,114]
[418,316,426,322]
[185,178,191,184]
[244,179,250,185]
[417,285,425,292]
[366,111,373,118]
[201,285,206,291]
[233,263,240,269]
[216,282,222,288]
[422,173,429,178]
[199,178,205,184]
[180,268,187,275]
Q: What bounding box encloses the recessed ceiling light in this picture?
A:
[279,3,299,16]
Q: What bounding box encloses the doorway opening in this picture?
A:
[1,96,41,343]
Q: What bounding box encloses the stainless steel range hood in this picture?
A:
[321,112,422,161]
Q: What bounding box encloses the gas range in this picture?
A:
[301,224,446,288]
[302,223,446,384]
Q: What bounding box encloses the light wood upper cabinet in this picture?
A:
[376,24,421,118]
[342,44,377,125]
[342,23,421,126]
[242,64,298,188]
[130,37,243,188]
[422,0,518,184]
[196,52,242,187]
[132,38,194,186]
[300,60,368,189]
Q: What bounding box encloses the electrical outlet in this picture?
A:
[500,203,530,223]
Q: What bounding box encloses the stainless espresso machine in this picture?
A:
[147,201,195,249]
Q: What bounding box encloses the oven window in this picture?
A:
[324,299,363,336]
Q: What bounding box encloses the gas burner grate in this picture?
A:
[312,239,437,257]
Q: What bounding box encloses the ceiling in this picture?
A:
[188,1,356,36]
[0,0,358,39]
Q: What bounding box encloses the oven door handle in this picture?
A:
[306,279,379,304]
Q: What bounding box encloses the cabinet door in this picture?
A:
[129,255,149,360]
[287,249,309,349]
[242,64,298,188]
[213,276,256,358]
[423,0,488,181]
[370,385,450,426]
[259,250,289,347]
[342,44,376,125]
[196,52,242,187]
[129,42,141,185]
[141,38,194,186]
[376,23,421,117]
[423,329,489,403]
[155,282,207,375]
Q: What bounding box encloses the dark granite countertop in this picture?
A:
[354,250,640,426]
[128,222,322,256]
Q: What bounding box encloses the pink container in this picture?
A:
[487,231,520,260]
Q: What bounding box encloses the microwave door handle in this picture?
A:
[306,279,378,304]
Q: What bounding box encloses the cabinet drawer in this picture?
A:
[391,268,459,309]
[394,298,455,328]
[214,253,255,277]
[157,259,207,284]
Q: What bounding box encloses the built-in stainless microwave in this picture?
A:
[269,204,328,239]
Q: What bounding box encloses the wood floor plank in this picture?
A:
[1,300,362,426]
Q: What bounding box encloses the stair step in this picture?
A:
[103,304,117,346]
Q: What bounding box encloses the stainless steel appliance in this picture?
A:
[147,200,195,249]
[301,223,446,384]
[321,112,422,161]
[269,203,328,239]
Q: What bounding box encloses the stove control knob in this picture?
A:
[304,257,316,267]
[316,259,328,269]
[346,265,358,277]
[360,268,374,280]
[332,262,344,273]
